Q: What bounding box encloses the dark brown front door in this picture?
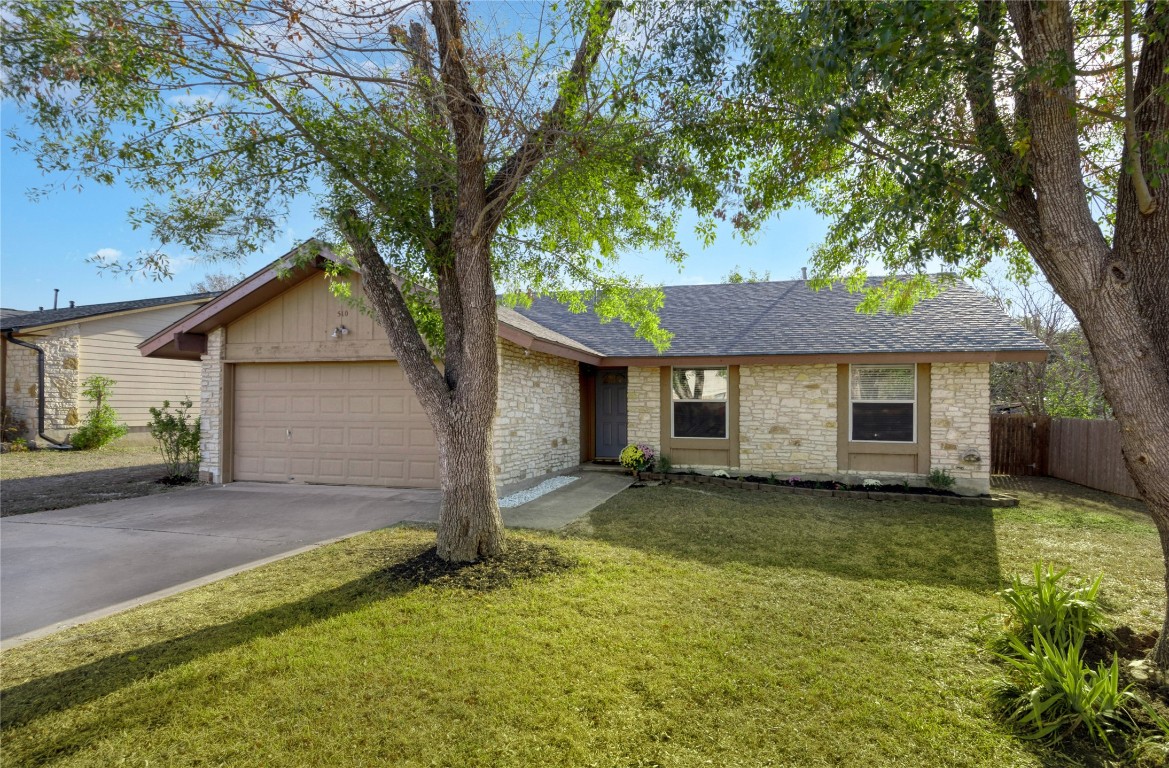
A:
[595,368,628,458]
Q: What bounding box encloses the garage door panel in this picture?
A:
[233,362,439,488]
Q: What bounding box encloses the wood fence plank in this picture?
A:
[991,415,1138,498]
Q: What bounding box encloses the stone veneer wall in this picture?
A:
[626,366,660,449]
[4,325,81,441]
[738,364,838,476]
[930,362,991,495]
[198,328,225,483]
[492,339,580,486]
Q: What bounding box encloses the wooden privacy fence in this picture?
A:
[1047,418,1141,499]
[991,415,1141,499]
[991,415,1050,476]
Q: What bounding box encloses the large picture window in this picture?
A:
[850,365,916,442]
[671,367,728,439]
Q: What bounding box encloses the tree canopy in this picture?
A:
[2,0,685,347]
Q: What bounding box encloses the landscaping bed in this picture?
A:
[1,478,1162,766]
[639,470,1019,507]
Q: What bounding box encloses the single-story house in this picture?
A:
[141,249,1047,496]
[2,293,216,443]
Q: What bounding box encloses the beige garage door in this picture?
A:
[233,362,439,488]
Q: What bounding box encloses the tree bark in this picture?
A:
[1006,0,1169,665]
[434,406,504,562]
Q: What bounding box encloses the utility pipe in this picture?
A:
[4,330,67,447]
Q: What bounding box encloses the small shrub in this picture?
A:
[70,375,128,449]
[7,437,30,452]
[657,454,672,474]
[148,399,201,480]
[2,406,27,441]
[997,563,1107,651]
[995,630,1139,750]
[928,467,956,490]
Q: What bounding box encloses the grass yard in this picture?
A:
[1,479,1163,767]
[0,436,185,516]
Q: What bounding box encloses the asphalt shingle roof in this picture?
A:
[511,277,1047,357]
[1,293,218,333]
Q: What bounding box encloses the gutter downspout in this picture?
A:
[4,330,67,447]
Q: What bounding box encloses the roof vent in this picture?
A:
[69,300,76,308]
[801,267,808,281]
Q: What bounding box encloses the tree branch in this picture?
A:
[1123,0,1157,214]
[481,0,619,236]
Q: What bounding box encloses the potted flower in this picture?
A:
[619,443,656,479]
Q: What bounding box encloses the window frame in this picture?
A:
[670,366,730,440]
[848,364,917,444]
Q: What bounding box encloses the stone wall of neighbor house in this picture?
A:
[492,339,580,486]
[4,325,81,442]
[198,328,225,483]
[738,364,838,477]
[931,362,991,495]
[626,365,660,450]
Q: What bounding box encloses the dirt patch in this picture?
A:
[1,463,196,516]
[0,440,199,516]
[379,539,576,591]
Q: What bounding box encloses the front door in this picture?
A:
[595,368,628,458]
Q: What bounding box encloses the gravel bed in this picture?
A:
[499,475,579,508]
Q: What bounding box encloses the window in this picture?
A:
[850,365,916,442]
[671,367,728,438]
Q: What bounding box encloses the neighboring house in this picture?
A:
[142,248,1047,496]
[2,294,217,443]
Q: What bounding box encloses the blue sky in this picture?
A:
[1,104,830,310]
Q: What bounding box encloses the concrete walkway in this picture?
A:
[0,482,439,644]
[501,470,632,530]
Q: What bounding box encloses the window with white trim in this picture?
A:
[671,367,728,439]
[850,364,916,442]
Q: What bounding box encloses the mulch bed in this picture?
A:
[379,540,577,591]
[640,471,1018,507]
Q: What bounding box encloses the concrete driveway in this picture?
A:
[0,482,439,643]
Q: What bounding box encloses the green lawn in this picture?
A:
[1,478,1163,767]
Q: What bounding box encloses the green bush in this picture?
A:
[70,375,128,450]
[997,563,1106,651]
[148,399,201,480]
[927,467,956,490]
[657,454,673,474]
[994,630,1138,750]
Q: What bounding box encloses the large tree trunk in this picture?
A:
[434,409,505,562]
[1006,0,1169,665]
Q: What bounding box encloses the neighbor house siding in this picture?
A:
[930,362,991,495]
[739,364,837,476]
[493,339,580,486]
[78,305,203,428]
[3,324,81,440]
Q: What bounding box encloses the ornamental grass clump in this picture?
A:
[619,443,656,473]
[990,563,1162,755]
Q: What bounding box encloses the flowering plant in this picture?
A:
[619,443,656,472]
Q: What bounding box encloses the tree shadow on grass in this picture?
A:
[578,485,1003,592]
[1,540,573,753]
